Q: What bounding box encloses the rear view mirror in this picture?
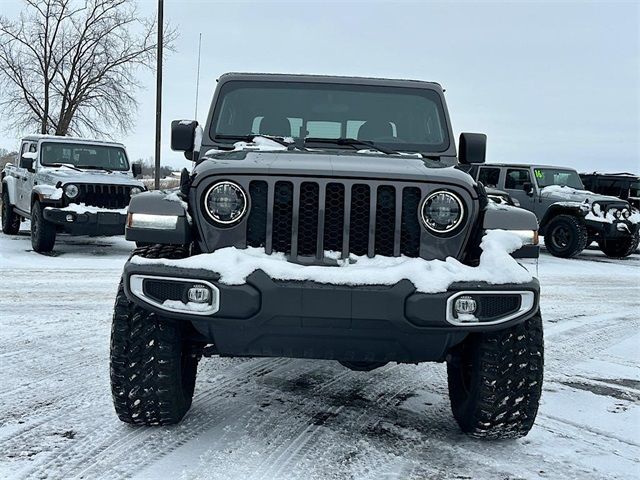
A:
[132,163,142,178]
[20,155,35,171]
[171,120,198,159]
[458,133,487,164]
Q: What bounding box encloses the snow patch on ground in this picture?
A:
[131,230,532,293]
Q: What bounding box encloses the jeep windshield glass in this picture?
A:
[40,142,129,171]
[534,168,584,189]
[210,81,450,154]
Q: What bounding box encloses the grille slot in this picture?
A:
[247,181,268,248]
[375,186,396,257]
[323,183,345,253]
[143,280,186,303]
[77,184,132,209]
[298,182,319,256]
[244,180,424,259]
[400,187,421,257]
[349,184,371,256]
[272,181,294,254]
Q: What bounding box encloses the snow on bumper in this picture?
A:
[124,231,539,332]
[44,203,127,236]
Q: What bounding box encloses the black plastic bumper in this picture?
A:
[586,219,640,238]
[43,207,126,236]
[122,261,540,364]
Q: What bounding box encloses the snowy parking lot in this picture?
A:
[0,229,638,480]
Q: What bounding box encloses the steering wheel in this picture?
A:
[369,136,407,143]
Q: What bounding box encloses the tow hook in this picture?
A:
[616,223,630,233]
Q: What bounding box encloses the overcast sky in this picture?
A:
[1,0,638,173]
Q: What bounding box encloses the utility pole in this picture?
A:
[154,0,163,190]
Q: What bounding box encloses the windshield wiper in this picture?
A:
[49,163,82,172]
[304,137,398,155]
[78,165,113,173]
[214,134,295,149]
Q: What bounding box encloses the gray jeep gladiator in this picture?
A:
[469,164,640,258]
[1,135,145,252]
[110,73,543,439]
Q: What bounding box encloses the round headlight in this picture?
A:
[420,190,465,233]
[130,187,143,196]
[612,208,621,219]
[204,181,247,225]
[621,208,631,219]
[64,184,79,199]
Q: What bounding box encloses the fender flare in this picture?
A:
[539,203,587,233]
[1,176,18,205]
[126,191,192,245]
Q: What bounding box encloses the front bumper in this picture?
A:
[585,219,640,238]
[122,262,540,364]
[43,208,126,236]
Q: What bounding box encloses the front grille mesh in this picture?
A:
[477,295,521,320]
[246,180,425,259]
[77,184,132,209]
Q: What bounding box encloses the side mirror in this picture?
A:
[132,163,142,178]
[171,120,197,160]
[523,182,533,195]
[20,155,35,171]
[458,133,486,164]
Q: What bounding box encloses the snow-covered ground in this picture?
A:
[0,229,638,480]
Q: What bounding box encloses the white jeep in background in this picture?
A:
[1,135,145,253]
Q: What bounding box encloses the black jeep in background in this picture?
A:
[580,172,640,210]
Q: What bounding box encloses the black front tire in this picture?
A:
[598,232,639,258]
[110,244,199,426]
[1,190,21,235]
[447,312,544,439]
[31,200,56,253]
[544,214,588,258]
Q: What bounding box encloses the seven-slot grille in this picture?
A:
[75,184,133,209]
[246,180,423,259]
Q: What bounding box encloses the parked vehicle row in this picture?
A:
[467,164,640,258]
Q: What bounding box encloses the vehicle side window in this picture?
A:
[478,167,501,187]
[505,169,531,190]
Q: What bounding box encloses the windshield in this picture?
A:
[40,142,130,171]
[534,168,584,189]
[210,81,450,153]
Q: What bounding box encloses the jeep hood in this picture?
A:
[193,151,475,191]
[540,185,626,205]
[38,168,144,187]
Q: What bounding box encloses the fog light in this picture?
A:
[188,285,211,304]
[66,214,74,222]
[454,295,477,315]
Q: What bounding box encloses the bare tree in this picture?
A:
[0,0,174,138]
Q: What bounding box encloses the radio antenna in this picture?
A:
[195,33,202,120]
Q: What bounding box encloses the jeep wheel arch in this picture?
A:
[539,204,586,235]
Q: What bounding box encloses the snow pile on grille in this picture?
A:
[47,203,128,214]
[131,230,533,293]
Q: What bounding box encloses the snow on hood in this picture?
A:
[131,230,532,293]
[540,185,620,203]
[204,136,290,156]
[38,167,144,187]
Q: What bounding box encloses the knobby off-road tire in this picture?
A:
[447,312,544,439]
[598,231,639,258]
[544,214,588,258]
[110,244,200,426]
[31,200,56,253]
[1,189,21,234]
